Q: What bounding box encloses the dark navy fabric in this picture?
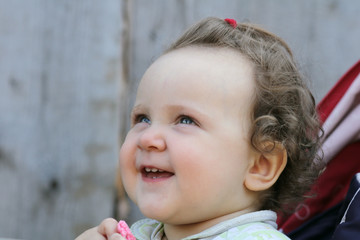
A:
[332,173,360,239]
[287,203,340,240]
[287,173,360,240]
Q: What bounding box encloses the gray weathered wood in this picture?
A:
[1,0,360,239]
[0,1,123,239]
[129,0,360,104]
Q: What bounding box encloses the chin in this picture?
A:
[141,209,168,222]
[141,208,193,226]
[138,201,167,219]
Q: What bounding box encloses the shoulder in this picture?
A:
[215,222,291,240]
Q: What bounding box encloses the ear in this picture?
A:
[244,142,287,191]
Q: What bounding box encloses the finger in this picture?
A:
[75,227,106,240]
[109,233,126,240]
[97,218,119,238]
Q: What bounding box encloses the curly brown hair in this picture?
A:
[166,17,323,213]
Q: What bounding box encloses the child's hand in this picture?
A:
[75,218,126,240]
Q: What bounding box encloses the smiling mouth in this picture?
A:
[141,167,174,179]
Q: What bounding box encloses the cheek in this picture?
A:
[175,135,250,183]
[119,131,138,164]
[119,144,130,174]
[119,136,138,197]
[172,140,220,186]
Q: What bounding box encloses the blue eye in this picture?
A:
[179,116,195,125]
[134,114,151,124]
[139,116,151,124]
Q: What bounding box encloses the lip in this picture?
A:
[140,165,174,182]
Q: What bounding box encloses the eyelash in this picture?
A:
[177,115,197,125]
[132,114,198,126]
[132,114,151,125]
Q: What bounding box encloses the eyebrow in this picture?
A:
[131,104,144,114]
[131,103,209,119]
[164,104,208,118]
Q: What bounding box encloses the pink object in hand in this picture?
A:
[117,220,136,240]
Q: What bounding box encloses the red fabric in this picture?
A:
[278,141,360,233]
[317,60,360,123]
[278,60,360,233]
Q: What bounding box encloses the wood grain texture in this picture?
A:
[1,0,359,239]
[129,0,360,103]
[0,1,122,239]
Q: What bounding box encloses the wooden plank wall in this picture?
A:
[0,1,124,239]
[0,0,359,239]
[128,0,360,105]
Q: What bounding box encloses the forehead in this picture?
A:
[136,46,255,115]
[140,46,254,92]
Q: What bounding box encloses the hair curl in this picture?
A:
[166,17,324,213]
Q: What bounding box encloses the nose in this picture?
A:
[137,125,166,151]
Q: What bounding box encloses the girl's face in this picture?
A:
[120,47,260,234]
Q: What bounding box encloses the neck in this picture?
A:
[163,208,255,240]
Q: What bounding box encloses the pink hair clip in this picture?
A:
[117,220,136,240]
[225,18,237,28]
